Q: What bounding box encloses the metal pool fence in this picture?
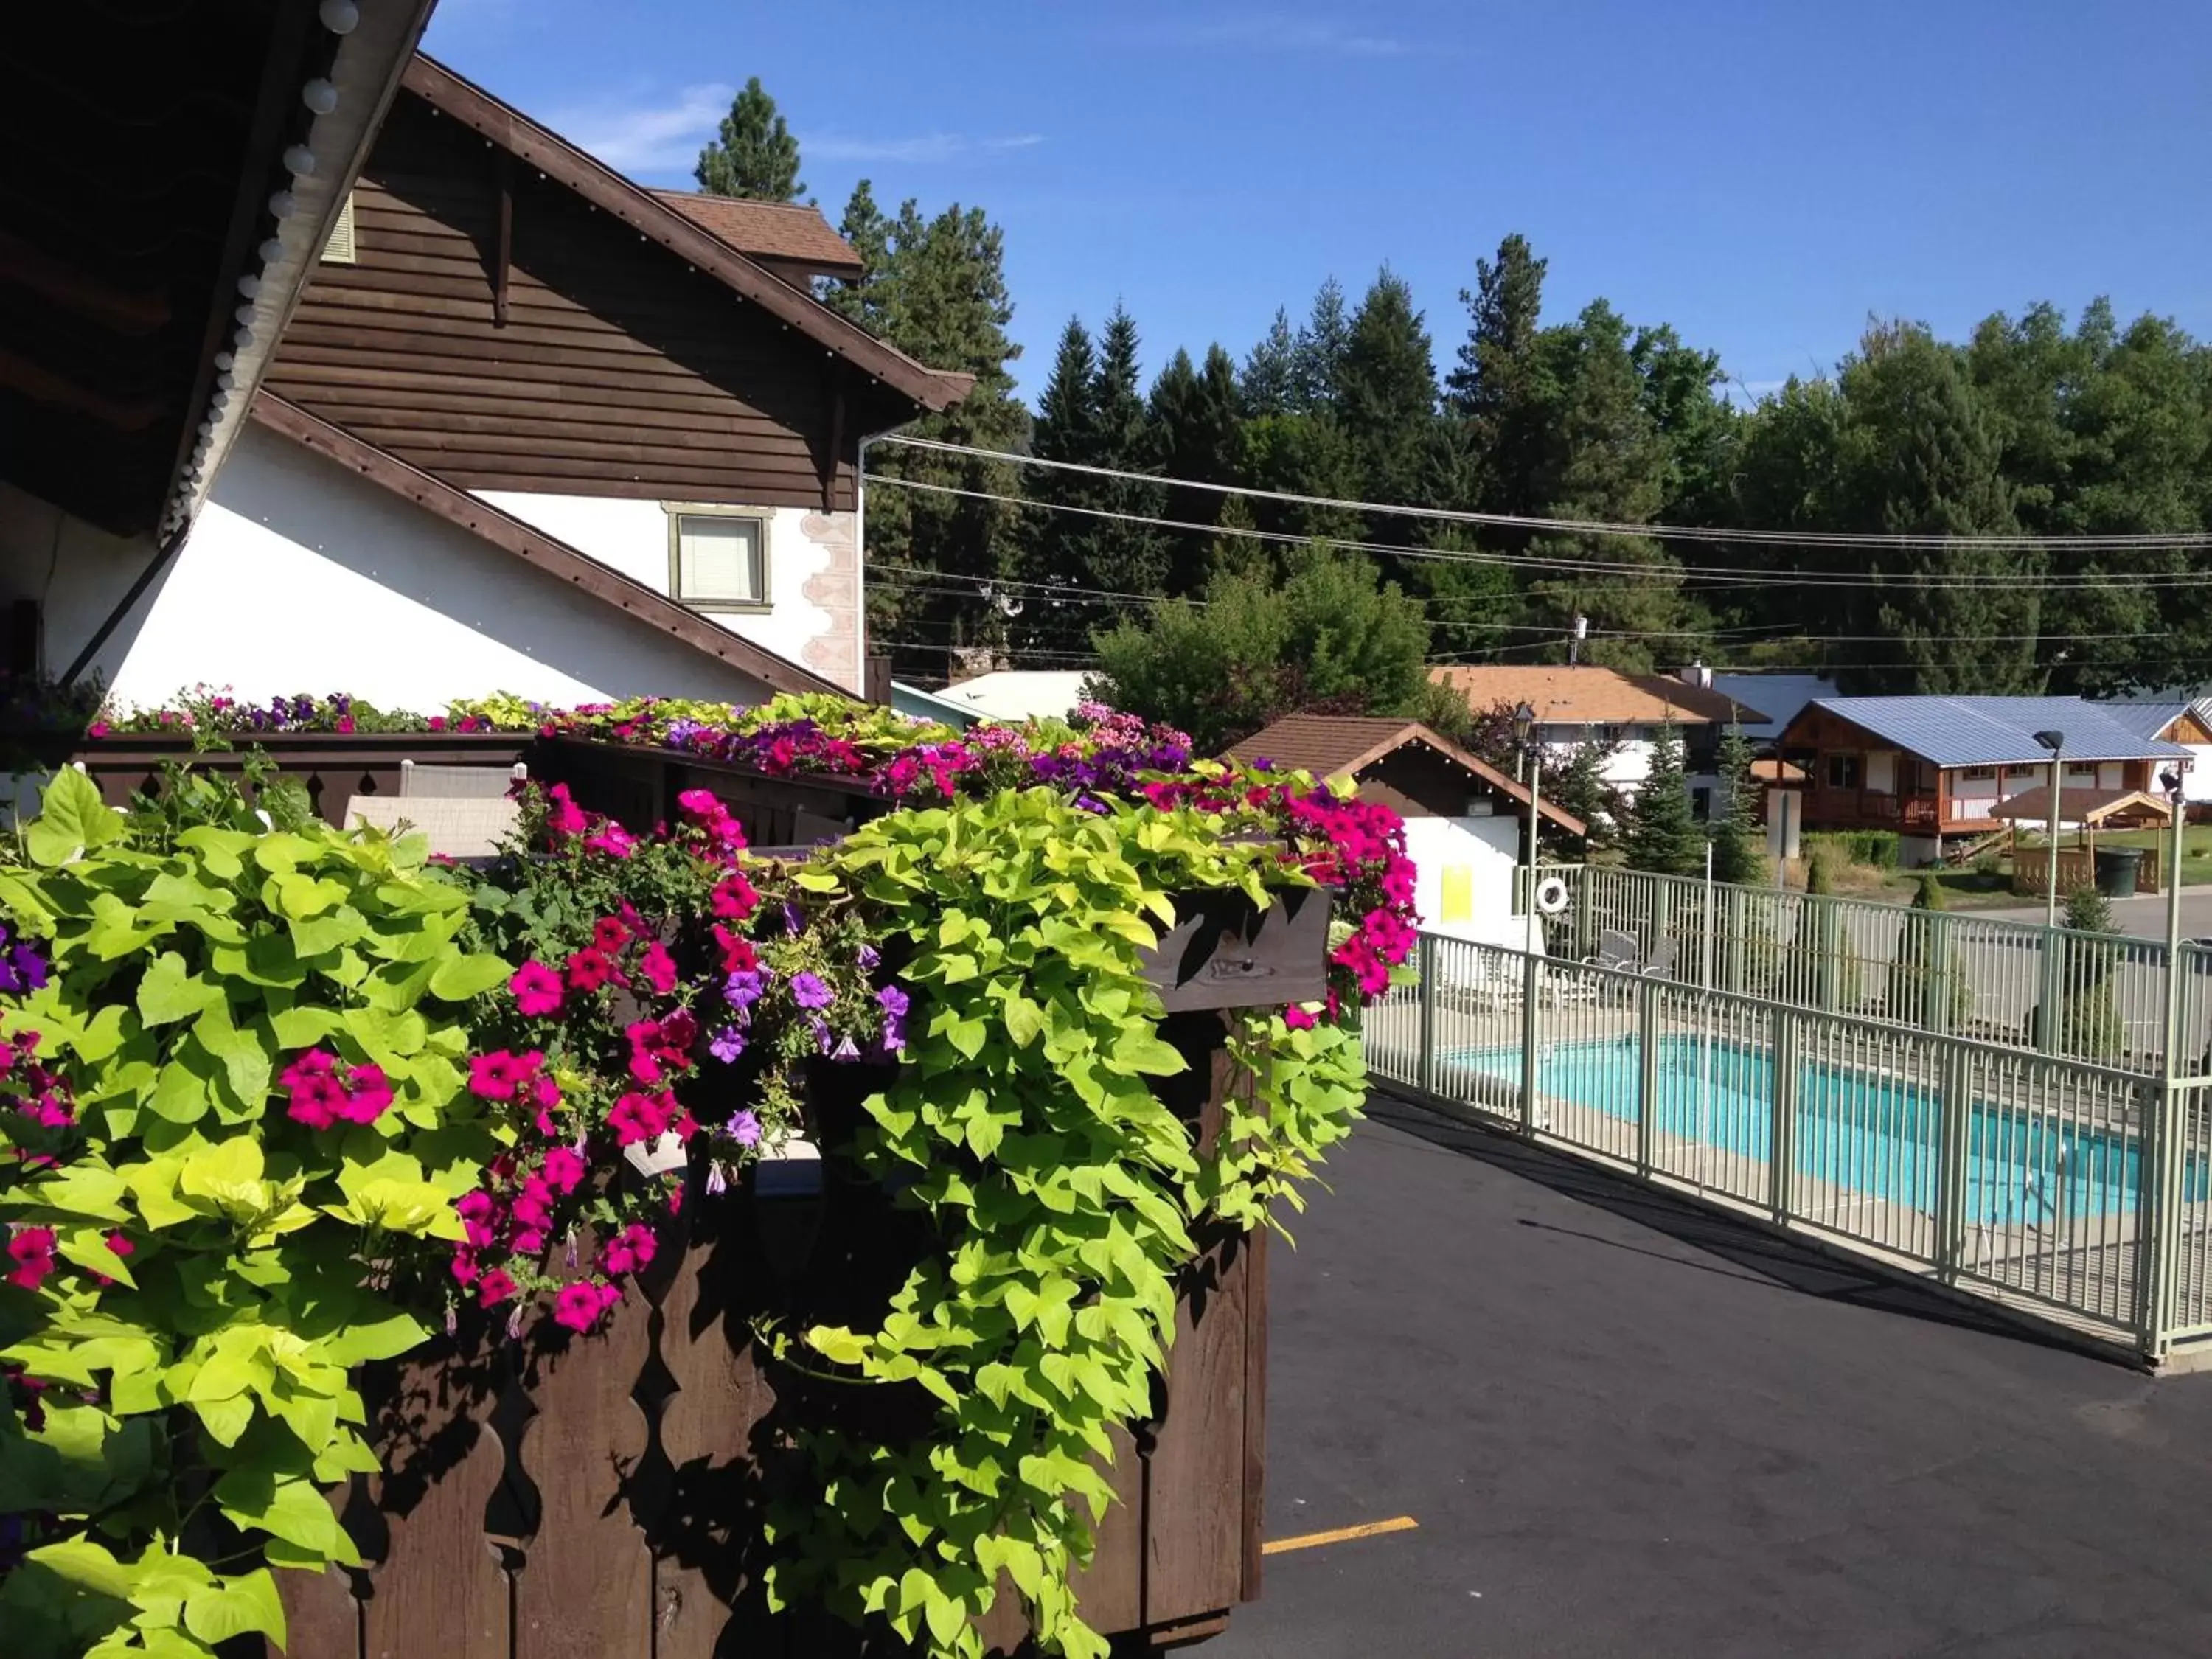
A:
[1364,929,2212,1365]
[1512,863,2212,1077]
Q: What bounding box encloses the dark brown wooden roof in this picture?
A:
[1228,714,1587,835]
[402,56,970,414]
[650,192,865,279]
[0,1,434,535]
[251,392,846,700]
[1987,786,2174,825]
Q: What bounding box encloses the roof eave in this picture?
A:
[400,55,972,416]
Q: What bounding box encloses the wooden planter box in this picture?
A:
[273,894,1322,1658]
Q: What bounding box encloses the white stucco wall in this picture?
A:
[476,492,863,695]
[0,481,161,679]
[43,425,773,714]
[1399,813,1521,939]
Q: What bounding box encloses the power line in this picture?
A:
[865,472,2212,594]
[874,434,2212,554]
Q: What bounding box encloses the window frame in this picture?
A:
[663,504,771,613]
[1824,752,1863,790]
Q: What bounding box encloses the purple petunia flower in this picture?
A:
[726,1110,762,1148]
[782,900,805,936]
[812,1018,834,1054]
[724,968,765,1011]
[877,984,911,1054]
[832,1034,861,1062]
[856,943,881,970]
[705,1161,728,1196]
[709,1026,745,1062]
[10,946,46,992]
[790,973,832,1009]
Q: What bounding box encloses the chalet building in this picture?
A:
[0,1,439,689]
[1228,714,1585,934]
[16,53,970,714]
[1777,696,2200,862]
[1427,664,1766,802]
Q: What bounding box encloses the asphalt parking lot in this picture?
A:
[1211,1095,2212,1659]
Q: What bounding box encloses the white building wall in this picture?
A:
[61,425,773,714]
[476,492,864,695]
[1399,814,1522,939]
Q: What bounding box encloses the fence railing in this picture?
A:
[1510,863,2212,1078]
[1366,929,2212,1363]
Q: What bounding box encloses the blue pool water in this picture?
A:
[1453,1036,2190,1225]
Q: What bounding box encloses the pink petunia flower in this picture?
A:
[510,962,564,1018]
[553,1280,606,1332]
[5,1226,57,1291]
[541,1146,587,1195]
[543,783,588,839]
[566,948,616,994]
[592,916,630,953]
[1284,1005,1319,1031]
[639,941,678,996]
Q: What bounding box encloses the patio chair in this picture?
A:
[399,758,527,797]
[343,793,518,862]
[1641,938,1680,981]
[1588,928,1640,973]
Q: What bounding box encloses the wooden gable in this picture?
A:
[265,93,898,511]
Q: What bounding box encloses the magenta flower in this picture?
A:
[476,1268,518,1307]
[542,1146,588,1196]
[553,1280,606,1332]
[335,1064,393,1124]
[510,961,564,1018]
[566,948,617,993]
[1284,1005,1319,1031]
[592,916,631,953]
[639,941,678,996]
[543,783,588,839]
[4,1226,56,1291]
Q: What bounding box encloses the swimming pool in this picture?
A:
[1450,1034,2177,1225]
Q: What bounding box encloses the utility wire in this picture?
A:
[874,434,2212,554]
[866,472,2212,593]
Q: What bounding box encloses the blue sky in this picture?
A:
[425,1,2212,403]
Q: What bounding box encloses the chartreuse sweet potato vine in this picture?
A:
[0,748,1391,1659]
[0,770,508,1659]
[765,785,1366,1659]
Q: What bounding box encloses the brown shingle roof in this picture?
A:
[401,56,970,414]
[1427,665,1767,727]
[1226,714,1587,836]
[650,191,864,278]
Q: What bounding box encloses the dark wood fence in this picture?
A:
[274,1031,1270,1658]
[66,731,888,849]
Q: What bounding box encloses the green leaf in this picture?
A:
[427,950,511,1003]
[146,1057,212,1125]
[27,1538,135,1600]
[1111,1030,1187,1077]
[182,1570,286,1646]
[136,951,223,1026]
[803,1325,870,1366]
[27,768,124,867]
[192,1000,271,1107]
[947,1018,987,1061]
[1001,995,1046,1049]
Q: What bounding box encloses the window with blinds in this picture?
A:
[670,512,767,607]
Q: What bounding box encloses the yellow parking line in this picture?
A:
[1261,1515,1419,1556]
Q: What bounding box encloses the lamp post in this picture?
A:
[2153,765,2188,1349]
[2161,768,2186,1071]
[2034,729,2065,932]
[1515,701,1541,954]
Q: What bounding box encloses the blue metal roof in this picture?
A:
[1709,674,1839,742]
[2100,700,2193,742]
[1803,696,2195,767]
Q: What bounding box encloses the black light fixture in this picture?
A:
[2033,729,2065,754]
[2163,768,2185,801]
[1513,701,1537,748]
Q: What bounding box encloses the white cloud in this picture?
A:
[1130,14,1408,55]
[550,83,733,175]
[809,132,1050,163]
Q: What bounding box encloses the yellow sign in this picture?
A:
[1439,866,1472,922]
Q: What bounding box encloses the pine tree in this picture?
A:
[1624,725,1703,875]
[1089,305,1167,596]
[1708,725,1762,883]
[695,77,804,201]
[1520,301,1697,669]
[1241,308,1302,417]
[1148,344,1245,594]
[1019,318,1104,657]
[1334,268,1438,535]
[1290,278,1351,411]
[821,184,1025,677]
[1837,322,2039,694]
[1446,233,1551,522]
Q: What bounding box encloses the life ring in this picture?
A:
[1534,876,1571,916]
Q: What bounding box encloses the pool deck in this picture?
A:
[1212,1099,2212,1659]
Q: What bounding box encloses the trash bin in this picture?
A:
[2094,846,2144,898]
